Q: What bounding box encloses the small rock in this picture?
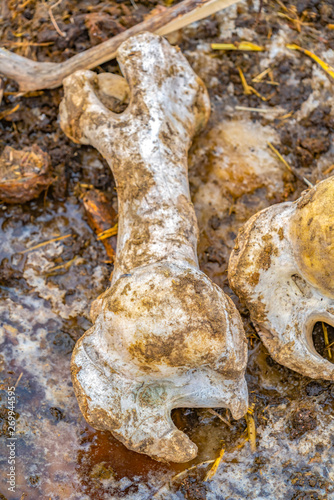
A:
[0,145,54,203]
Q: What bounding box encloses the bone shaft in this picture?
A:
[110,155,199,282]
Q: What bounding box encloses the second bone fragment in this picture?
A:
[60,32,248,463]
[229,176,334,380]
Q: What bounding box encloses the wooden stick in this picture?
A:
[0,0,239,92]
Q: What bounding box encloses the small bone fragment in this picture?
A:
[60,32,248,463]
[0,145,53,203]
[229,176,334,380]
[83,189,117,261]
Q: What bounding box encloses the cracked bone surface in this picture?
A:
[229,176,334,381]
[59,32,248,463]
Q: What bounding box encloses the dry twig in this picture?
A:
[48,0,66,37]
[267,142,313,188]
[207,408,232,427]
[0,0,240,92]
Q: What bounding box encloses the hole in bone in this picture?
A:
[95,72,130,114]
[291,274,312,298]
[171,408,199,434]
[312,322,334,364]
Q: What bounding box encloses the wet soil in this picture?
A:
[1,0,334,499]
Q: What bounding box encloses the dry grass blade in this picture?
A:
[279,110,294,120]
[0,103,20,119]
[207,408,232,427]
[237,68,269,100]
[322,322,332,360]
[325,340,334,351]
[235,105,281,114]
[246,405,256,452]
[323,164,334,175]
[252,67,271,82]
[97,223,118,241]
[238,67,252,95]
[20,234,72,254]
[267,142,313,187]
[1,42,54,47]
[287,44,334,80]
[211,41,264,51]
[205,431,250,482]
[46,256,83,274]
[14,372,23,388]
[204,446,225,481]
[18,0,34,8]
[152,460,215,497]
[249,85,269,101]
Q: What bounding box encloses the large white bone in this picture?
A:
[59,32,248,463]
[229,176,334,380]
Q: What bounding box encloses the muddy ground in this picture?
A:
[0,0,334,498]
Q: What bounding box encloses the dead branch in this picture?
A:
[0,0,239,92]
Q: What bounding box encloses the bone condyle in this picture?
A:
[229,176,334,381]
[59,32,248,463]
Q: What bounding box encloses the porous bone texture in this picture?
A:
[229,176,334,380]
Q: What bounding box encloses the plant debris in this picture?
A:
[20,233,72,254]
[267,142,313,187]
[246,405,256,453]
[204,446,225,481]
[83,188,117,261]
[211,41,264,51]
[287,43,334,80]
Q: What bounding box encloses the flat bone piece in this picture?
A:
[59,32,248,463]
[229,176,334,380]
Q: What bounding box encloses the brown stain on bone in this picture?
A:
[290,177,334,298]
[256,241,278,272]
[114,269,229,369]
